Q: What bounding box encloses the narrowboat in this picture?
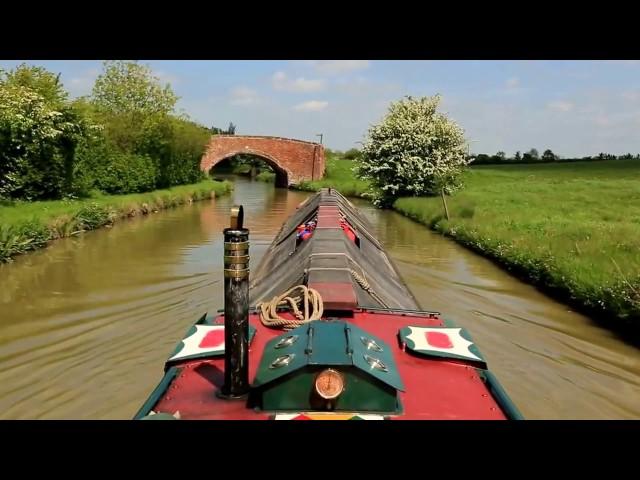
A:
[135,188,523,420]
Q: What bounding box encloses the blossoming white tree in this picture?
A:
[358,95,469,206]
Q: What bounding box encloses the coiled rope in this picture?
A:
[258,256,390,329]
[258,285,324,330]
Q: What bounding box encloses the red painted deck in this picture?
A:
[152,311,507,420]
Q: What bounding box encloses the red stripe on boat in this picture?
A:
[199,329,225,348]
[426,331,453,349]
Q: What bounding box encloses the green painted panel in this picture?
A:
[261,367,399,413]
[308,321,351,365]
[253,323,309,386]
[348,323,405,391]
[254,320,404,411]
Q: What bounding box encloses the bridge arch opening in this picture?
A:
[207,150,290,188]
[201,136,325,186]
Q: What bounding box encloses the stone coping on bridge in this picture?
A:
[210,135,322,147]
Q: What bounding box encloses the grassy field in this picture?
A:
[0,180,232,262]
[296,155,369,197]
[297,157,640,331]
[394,160,640,331]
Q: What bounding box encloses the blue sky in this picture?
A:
[2,60,639,156]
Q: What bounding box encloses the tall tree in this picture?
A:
[527,148,540,160]
[92,61,178,116]
[358,95,468,206]
[0,63,68,107]
[90,61,179,154]
[0,82,93,199]
[542,149,557,162]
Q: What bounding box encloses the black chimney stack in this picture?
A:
[219,205,250,398]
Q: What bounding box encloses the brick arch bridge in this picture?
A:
[201,135,325,188]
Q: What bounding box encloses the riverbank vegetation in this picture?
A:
[0,61,221,201]
[0,61,237,261]
[296,151,369,197]
[211,154,277,183]
[393,160,640,331]
[0,179,232,262]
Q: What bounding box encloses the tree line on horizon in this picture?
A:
[327,146,640,166]
[470,149,640,165]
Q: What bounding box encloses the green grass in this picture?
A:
[296,156,640,330]
[0,180,233,262]
[295,155,370,197]
[393,160,640,330]
[256,171,276,183]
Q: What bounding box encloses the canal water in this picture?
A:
[1,177,639,419]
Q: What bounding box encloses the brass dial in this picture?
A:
[314,369,345,400]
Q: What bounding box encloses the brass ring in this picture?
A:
[224,269,250,279]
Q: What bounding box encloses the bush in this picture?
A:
[0,83,95,200]
[358,95,468,207]
[92,152,157,194]
[343,148,361,160]
[0,220,50,262]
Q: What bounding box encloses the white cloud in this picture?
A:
[271,71,325,92]
[310,60,370,75]
[593,115,612,127]
[505,77,520,89]
[622,90,640,102]
[293,100,328,112]
[229,86,260,106]
[547,100,574,112]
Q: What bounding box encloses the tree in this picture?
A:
[92,61,178,116]
[0,83,95,199]
[542,149,557,162]
[0,63,68,107]
[527,148,539,160]
[90,61,179,161]
[473,154,492,165]
[358,95,468,207]
[496,151,506,161]
[514,151,522,162]
[210,124,236,135]
[343,148,361,160]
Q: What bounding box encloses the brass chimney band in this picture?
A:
[224,241,250,279]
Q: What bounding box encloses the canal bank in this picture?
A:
[0,179,232,263]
